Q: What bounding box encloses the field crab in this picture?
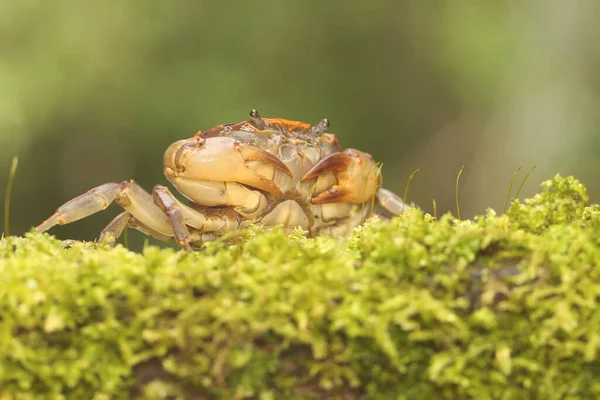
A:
[36,110,407,250]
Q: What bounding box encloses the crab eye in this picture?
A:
[249,109,267,129]
[311,118,330,135]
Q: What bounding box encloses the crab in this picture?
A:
[36,110,407,250]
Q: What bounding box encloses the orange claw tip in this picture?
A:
[301,152,354,182]
[236,143,294,178]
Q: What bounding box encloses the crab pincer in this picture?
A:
[301,149,381,205]
[164,136,292,196]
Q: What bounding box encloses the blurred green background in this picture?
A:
[2,1,600,247]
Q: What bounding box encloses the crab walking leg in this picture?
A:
[100,210,179,244]
[377,188,408,215]
[37,180,175,240]
[36,183,122,232]
[129,216,177,243]
[152,186,193,251]
[98,210,176,246]
[112,181,174,236]
[152,185,241,249]
[99,211,132,245]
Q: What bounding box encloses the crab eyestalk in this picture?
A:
[311,118,330,135]
[249,109,267,130]
[301,149,381,204]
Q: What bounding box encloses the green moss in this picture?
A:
[1,174,600,399]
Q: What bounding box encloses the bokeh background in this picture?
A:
[2,1,600,248]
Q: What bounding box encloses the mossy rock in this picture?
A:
[1,175,599,399]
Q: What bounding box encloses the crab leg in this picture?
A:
[36,179,245,250]
[100,211,179,244]
[377,188,408,215]
[36,183,122,232]
[36,180,175,237]
[152,186,193,251]
[152,184,241,250]
[99,211,132,244]
[115,181,174,235]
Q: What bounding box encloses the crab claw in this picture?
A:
[301,149,381,204]
[164,136,292,195]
